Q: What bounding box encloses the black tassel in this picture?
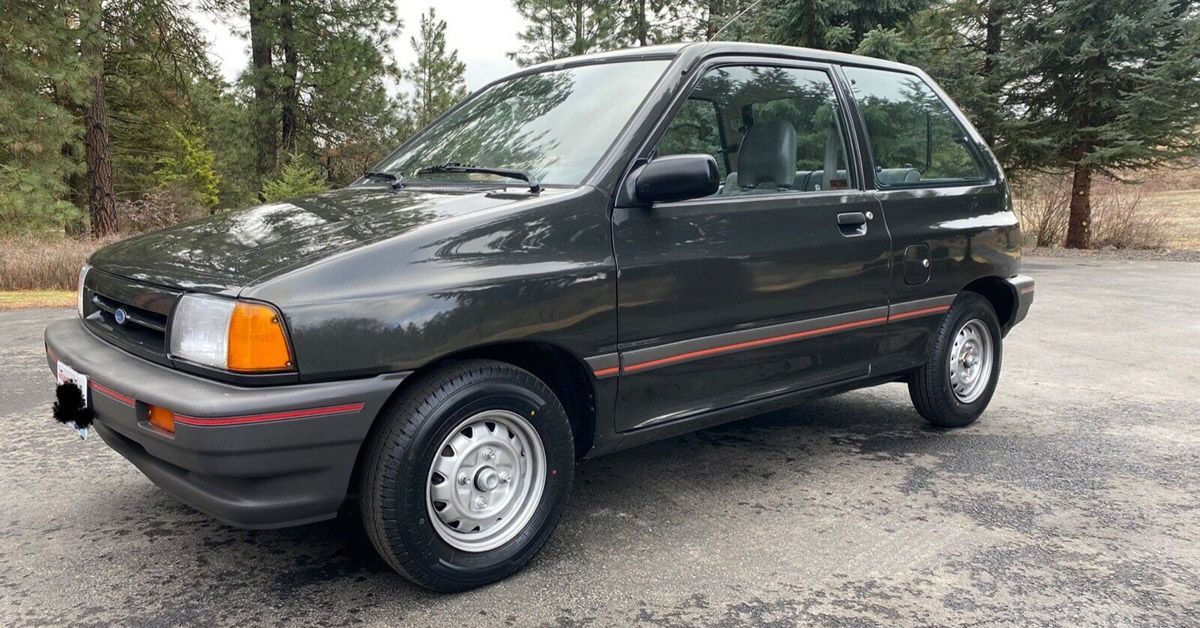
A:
[53,383,94,428]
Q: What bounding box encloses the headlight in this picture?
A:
[77,264,91,318]
[168,294,294,373]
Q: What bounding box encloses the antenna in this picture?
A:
[708,0,765,41]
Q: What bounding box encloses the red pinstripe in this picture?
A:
[174,403,365,427]
[887,305,951,322]
[594,302,952,378]
[89,381,135,406]
[622,315,890,375]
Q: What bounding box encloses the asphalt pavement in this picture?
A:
[1,255,1198,626]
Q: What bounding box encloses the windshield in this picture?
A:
[374,59,671,186]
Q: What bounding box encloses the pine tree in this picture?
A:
[0,1,89,235]
[260,153,328,201]
[508,0,621,66]
[754,0,934,51]
[1004,0,1200,248]
[404,8,469,130]
[203,0,404,190]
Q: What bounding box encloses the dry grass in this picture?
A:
[0,290,75,310]
[0,236,116,291]
[1142,188,1200,250]
[1012,174,1200,250]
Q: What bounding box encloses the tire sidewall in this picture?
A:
[383,375,573,589]
[934,294,1004,424]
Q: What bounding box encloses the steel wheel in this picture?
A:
[426,409,547,553]
[948,318,994,404]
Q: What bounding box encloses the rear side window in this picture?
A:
[842,66,985,187]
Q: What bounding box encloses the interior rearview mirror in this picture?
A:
[634,154,720,205]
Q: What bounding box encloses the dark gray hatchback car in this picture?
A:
[46,42,1033,591]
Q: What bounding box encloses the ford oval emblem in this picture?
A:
[114,307,128,325]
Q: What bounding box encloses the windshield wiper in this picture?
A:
[362,171,405,189]
[414,162,541,193]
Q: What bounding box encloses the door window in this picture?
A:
[657,98,728,178]
[842,66,985,186]
[655,65,852,196]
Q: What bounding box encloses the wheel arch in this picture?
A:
[962,276,1018,334]
[349,341,598,494]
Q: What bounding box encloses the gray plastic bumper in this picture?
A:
[1006,274,1035,330]
[44,318,407,529]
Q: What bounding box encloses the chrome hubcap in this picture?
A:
[949,318,994,403]
[426,409,546,552]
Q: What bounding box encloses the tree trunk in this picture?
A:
[1065,162,1092,249]
[84,71,117,237]
[279,0,298,151]
[82,1,116,238]
[573,3,584,55]
[705,0,721,39]
[249,0,276,178]
[980,2,1004,146]
[636,0,648,46]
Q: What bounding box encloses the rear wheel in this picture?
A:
[908,292,1002,427]
[359,360,574,591]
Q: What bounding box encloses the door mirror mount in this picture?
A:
[626,154,720,206]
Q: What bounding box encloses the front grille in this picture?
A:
[82,269,181,365]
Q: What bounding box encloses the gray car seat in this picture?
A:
[721,120,797,195]
[804,169,850,191]
[875,167,921,185]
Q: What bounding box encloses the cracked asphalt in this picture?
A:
[2,255,1198,626]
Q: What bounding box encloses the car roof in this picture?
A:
[519,41,924,77]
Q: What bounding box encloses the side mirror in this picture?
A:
[633,154,720,205]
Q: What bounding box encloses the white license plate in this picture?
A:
[56,361,89,408]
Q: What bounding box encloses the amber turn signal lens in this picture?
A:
[148,405,175,433]
[226,302,294,372]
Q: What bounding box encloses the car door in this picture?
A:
[611,60,892,432]
[839,65,1007,374]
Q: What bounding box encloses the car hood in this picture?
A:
[89,186,553,294]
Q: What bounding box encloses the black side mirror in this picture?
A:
[633,154,720,205]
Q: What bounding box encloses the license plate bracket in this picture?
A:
[56,361,89,409]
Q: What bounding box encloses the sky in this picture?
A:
[190,0,525,93]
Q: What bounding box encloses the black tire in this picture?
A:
[908,292,1003,428]
[358,359,574,592]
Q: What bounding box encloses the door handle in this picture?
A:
[837,212,868,237]
[837,212,867,226]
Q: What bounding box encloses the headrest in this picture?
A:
[737,120,797,189]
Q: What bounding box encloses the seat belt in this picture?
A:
[822,114,840,190]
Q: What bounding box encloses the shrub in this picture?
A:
[1012,174,1069,248]
[155,127,222,209]
[117,183,208,235]
[1090,179,1169,249]
[261,154,329,202]
[1013,174,1170,249]
[0,236,118,291]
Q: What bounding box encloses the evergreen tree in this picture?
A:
[1004,0,1200,248]
[404,8,469,130]
[754,0,934,51]
[204,0,404,191]
[508,0,621,66]
[260,153,329,201]
[155,127,222,209]
[0,1,89,235]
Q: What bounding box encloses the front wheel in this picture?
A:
[908,292,1003,428]
[358,360,574,591]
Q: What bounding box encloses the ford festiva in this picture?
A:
[46,42,1034,591]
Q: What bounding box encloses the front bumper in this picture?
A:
[44,318,407,529]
